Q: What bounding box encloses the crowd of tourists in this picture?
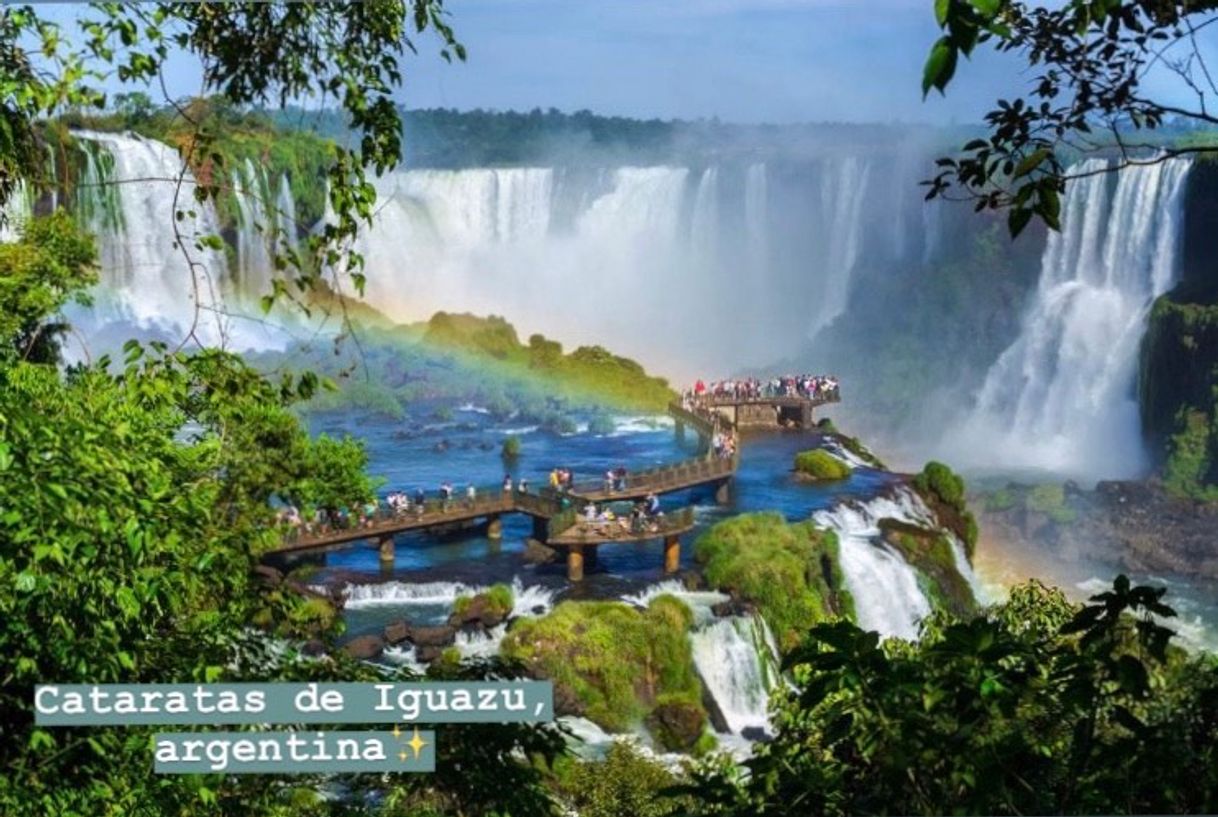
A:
[575,491,665,536]
[684,374,840,403]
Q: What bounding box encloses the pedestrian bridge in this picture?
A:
[263,390,836,581]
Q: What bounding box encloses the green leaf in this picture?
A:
[1013,148,1050,179]
[922,37,957,97]
[935,0,951,27]
[1008,207,1033,238]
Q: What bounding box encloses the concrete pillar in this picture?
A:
[715,479,731,505]
[377,534,395,564]
[663,535,680,574]
[487,514,503,540]
[567,544,585,582]
[801,402,814,428]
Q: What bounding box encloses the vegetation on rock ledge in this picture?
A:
[694,512,852,652]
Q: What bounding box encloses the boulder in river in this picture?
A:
[383,620,411,645]
[522,538,558,565]
[343,634,385,660]
[408,625,457,647]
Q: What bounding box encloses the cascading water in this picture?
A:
[959,157,1191,479]
[812,489,935,639]
[811,157,872,337]
[70,131,231,343]
[689,614,779,735]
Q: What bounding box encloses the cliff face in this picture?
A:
[1139,160,1218,499]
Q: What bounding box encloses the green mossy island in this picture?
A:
[500,596,707,750]
[794,449,852,482]
[694,512,853,652]
[912,461,980,559]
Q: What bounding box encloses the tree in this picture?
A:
[923,1,1218,236]
[0,210,97,362]
[681,577,1218,816]
[1,1,464,343]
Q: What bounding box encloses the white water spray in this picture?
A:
[959,157,1191,479]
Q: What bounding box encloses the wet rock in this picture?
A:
[383,620,411,645]
[301,639,327,657]
[415,645,446,663]
[343,634,384,660]
[646,698,706,752]
[522,538,558,565]
[408,625,457,648]
[711,598,756,618]
[447,595,505,631]
[740,726,773,743]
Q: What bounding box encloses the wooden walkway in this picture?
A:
[263,390,837,580]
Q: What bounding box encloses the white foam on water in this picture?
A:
[812,488,936,639]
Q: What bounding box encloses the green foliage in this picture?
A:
[0,211,97,362]
[984,487,1016,512]
[683,576,1218,816]
[486,583,515,619]
[555,741,686,817]
[1141,292,1218,499]
[914,460,965,506]
[913,460,980,558]
[926,1,1218,236]
[879,519,977,618]
[794,449,851,481]
[501,597,704,738]
[502,434,522,460]
[1027,482,1078,523]
[694,513,849,652]
[252,311,675,421]
[588,412,617,435]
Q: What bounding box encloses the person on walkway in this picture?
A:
[414,487,426,515]
[604,469,615,494]
[502,474,513,494]
[645,492,660,517]
[583,502,597,521]
[518,477,530,495]
[466,483,477,508]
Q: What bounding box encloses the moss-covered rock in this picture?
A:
[912,461,980,559]
[694,512,851,652]
[645,693,706,752]
[450,584,514,629]
[500,596,705,740]
[1139,291,1218,500]
[832,433,887,469]
[878,518,977,618]
[794,449,851,482]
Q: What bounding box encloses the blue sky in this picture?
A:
[391,0,1021,123]
[41,0,1208,126]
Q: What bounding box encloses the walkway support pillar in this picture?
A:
[377,534,395,565]
[801,402,815,428]
[487,514,503,540]
[663,535,680,575]
[715,478,731,505]
[567,544,585,582]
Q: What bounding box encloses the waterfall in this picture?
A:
[961,157,1191,479]
[810,156,872,338]
[0,181,31,242]
[812,489,934,639]
[231,162,300,299]
[70,131,231,345]
[690,167,720,255]
[690,614,779,735]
